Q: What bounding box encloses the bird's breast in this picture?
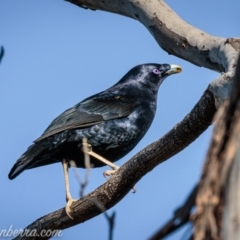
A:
[72,106,155,161]
[49,105,156,166]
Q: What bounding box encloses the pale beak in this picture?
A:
[165,64,182,75]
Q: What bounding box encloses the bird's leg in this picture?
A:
[88,151,120,178]
[87,149,136,193]
[81,139,136,193]
[81,140,119,178]
[62,158,77,219]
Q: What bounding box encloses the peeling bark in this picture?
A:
[222,56,240,240]
[194,56,240,240]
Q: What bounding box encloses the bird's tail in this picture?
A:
[8,141,51,180]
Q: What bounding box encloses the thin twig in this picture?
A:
[73,138,116,240]
[0,46,4,64]
[149,185,197,240]
[87,197,116,240]
[72,138,91,197]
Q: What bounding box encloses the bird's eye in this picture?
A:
[152,69,160,74]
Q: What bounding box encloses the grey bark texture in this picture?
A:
[14,0,240,239]
[193,56,240,240]
[221,56,240,240]
[223,142,240,240]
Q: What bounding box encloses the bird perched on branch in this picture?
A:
[8,63,181,217]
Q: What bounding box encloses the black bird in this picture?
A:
[9,63,181,217]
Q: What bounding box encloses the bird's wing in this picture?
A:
[35,95,136,142]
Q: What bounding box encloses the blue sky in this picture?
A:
[1,1,239,239]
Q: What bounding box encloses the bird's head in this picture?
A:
[136,64,182,86]
[127,63,182,88]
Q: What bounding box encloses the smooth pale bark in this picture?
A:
[67,0,240,107]
[222,56,240,240]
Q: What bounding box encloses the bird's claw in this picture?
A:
[103,167,136,193]
[103,167,119,179]
[132,186,137,193]
[65,198,77,219]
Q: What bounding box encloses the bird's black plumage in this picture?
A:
[8,63,181,180]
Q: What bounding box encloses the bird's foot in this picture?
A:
[132,186,137,193]
[103,166,136,193]
[81,140,121,171]
[65,198,77,219]
[81,139,136,192]
[103,166,120,178]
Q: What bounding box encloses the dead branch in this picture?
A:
[72,138,92,198]
[0,46,4,64]
[149,184,198,240]
[222,55,240,238]
[74,138,116,239]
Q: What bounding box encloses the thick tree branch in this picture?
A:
[147,57,240,240]
[67,0,239,109]
[14,88,216,240]
[221,56,240,240]
[193,55,240,240]
[67,0,239,73]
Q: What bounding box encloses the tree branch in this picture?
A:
[220,55,240,240]
[67,0,239,108]
[67,0,239,73]
[193,55,240,240]
[14,88,216,240]
[0,46,4,64]
[149,184,198,240]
